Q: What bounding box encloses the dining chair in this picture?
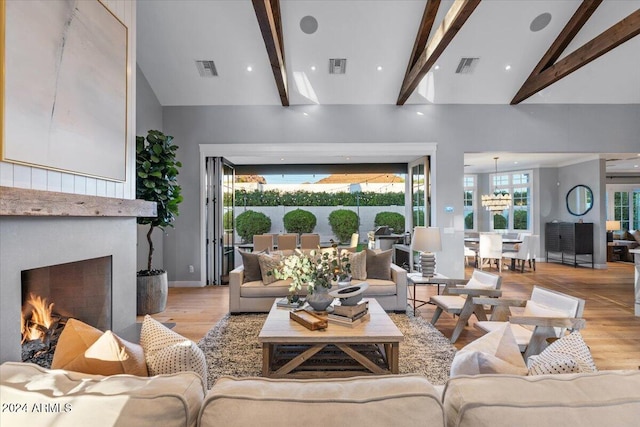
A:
[478,233,503,272]
[300,233,320,250]
[349,233,359,249]
[252,234,274,252]
[277,234,298,251]
[503,234,538,272]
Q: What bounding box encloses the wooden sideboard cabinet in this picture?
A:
[545,222,594,268]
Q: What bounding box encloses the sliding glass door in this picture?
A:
[205,157,235,285]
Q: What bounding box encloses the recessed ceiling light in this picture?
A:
[311,65,316,71]
[303,112,309,117]
[416,112,424,116]
[246,66,253,72]
[635,165,639,168]
[514,161,519,164]
[434,65,440,70]
[280,158,285,161]
[346,157,351,160]
[505,65,511,71]
[377,66,383,71]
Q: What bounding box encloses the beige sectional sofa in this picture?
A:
[2,362,639,427]
[229,262,408,313]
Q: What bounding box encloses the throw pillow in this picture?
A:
[344,250,367,281]
[365,249,392,280]
[527,331,597,375]
[464,276,495,290]
[239,250,264,283]
[257,253,281,285]
[51,318,148,376]
[51,318,104,369]
[632,229,640,245]
[450,323,528,377]
[140,315,207,381]
[63,330,148,376]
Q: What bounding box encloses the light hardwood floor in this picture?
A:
[140,261,640,371]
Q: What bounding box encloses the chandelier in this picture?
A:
[481,157,512,212]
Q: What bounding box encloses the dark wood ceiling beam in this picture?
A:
[252,0,289,106]
[512,5,640,104]
[397,0,481,105]
[526,0,603,79]
[402,0,441,83]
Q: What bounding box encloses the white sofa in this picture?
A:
[229,262,408,313]
[2,362,639,427]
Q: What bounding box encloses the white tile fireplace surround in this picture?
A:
[0,216,137,363]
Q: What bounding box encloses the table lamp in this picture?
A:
[411,226,442,277]
[606,220,621,243]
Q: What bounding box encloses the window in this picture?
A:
[489,171,532,232]
[463,175,476,231]
[613,190,640,231]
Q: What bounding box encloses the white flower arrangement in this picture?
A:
[271,247,351,295]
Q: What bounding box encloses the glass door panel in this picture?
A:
[206,157,235,285]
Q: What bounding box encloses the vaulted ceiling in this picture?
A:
[137,0,640,107]
[136,1,639,173]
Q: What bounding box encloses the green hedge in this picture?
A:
[235,190,403,207]
[283,209,317,234]
[374,212,405,234]
[328,210,359,243]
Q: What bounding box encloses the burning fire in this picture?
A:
[21,293,55,343]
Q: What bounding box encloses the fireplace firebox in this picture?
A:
[21,256,113,366]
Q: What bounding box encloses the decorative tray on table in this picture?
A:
[290,309,328,330]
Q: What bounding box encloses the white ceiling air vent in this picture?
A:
[455,57,479,74]
[329,58,347,74]
[195,60,218,77]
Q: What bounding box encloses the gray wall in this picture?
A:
[162,104,639,281]
[136,65,164,272]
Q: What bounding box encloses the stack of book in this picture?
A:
[327,300,370,327]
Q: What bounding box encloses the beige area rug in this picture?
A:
[197,308,457,389]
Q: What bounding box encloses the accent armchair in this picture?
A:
[430,269,503,343]
[473,286,586,360]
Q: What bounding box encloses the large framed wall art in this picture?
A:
[1,0,128,181]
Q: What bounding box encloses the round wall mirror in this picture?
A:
[566,185,594,216]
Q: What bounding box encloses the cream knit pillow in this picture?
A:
[140,315,207,382]
[527,331,597,375]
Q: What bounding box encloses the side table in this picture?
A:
[407,272,452,316]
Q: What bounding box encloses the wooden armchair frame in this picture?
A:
[473,294,586,360]
[430,270,503,343]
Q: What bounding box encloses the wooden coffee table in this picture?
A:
[258,298,403,378]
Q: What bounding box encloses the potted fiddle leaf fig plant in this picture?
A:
[136,130,183,315]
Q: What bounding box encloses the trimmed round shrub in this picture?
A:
[374,211,405,234]
[283,209,317,234]
[328,209,359,243]
[493,213,507,230]
[235,210,271,242]
[464,212,474,230]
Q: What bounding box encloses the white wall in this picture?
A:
[162,104,639,282]
[0,0,139,362]
[0,0,137,200]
